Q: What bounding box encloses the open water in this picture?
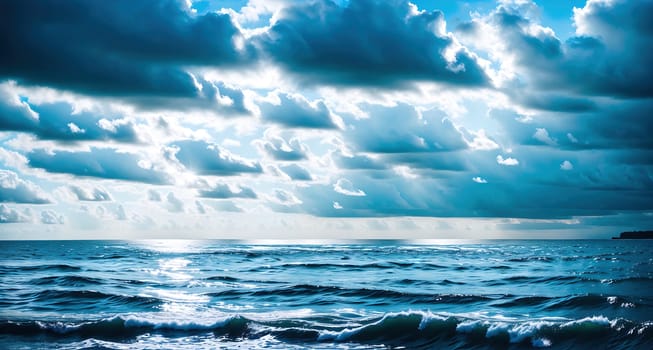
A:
[1,239,652,349]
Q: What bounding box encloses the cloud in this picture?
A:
[0,0,652,236]
[0,88,139,142]
[148,189,162,201]
[40,210,65,224]
[0,0,250,97]
[0,83,39,131]
[165,192,184,213]
[295,176,443,217]
[0,169,50,204]
[533,128,557,146]
[288,147,652,218]
[27,148,171,184]
[380,152,469,172]
[332,151,388,170]
[568,0,653,97]
[256,0,488,87]
[496,155,519,166]
[195,200,206,214]
[260,93,340,129]
[460,0,653,99]
[513,93,597,113]
[208,200,244,212]
[198,183,258,199]
[69,185,112,201]
[345,104,468,154]
[491,99,653,152]
[464,129,500,151]
[259,135,308,161]
[0,146,29,169]
[472,176,488,184]
[169,140,262,176]
[280,164,313,181]
[271,189,302,206]
[560,160,573,171]
[115,204,127,220]
[333,179,366,196]
[0,204,32,223]
[128,78,252,114]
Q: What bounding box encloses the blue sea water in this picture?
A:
[0,239,652,349]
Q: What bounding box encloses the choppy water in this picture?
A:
[1,240,652,349]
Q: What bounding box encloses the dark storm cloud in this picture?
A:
[512,93,597,113]
[198,183,258,199]
[0,170,51,204]
[345,104,468,153]
[256,0,489,87]
[0,0,249,97]
[0,96,139,143]
[292,162,653,219]
[280,164,313,181]
[170,140,262,176]
[27,148,171,184]
[297,176,443,217]
[567,0,653,97]
[490,99,653,151]
[260,93,339,129]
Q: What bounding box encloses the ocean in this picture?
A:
[0,240,651,349]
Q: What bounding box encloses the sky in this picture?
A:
[0,0,652,240]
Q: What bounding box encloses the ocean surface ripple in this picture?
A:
[1,240,652,349]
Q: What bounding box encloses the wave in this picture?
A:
[30,275,105,287]
[493,296,554,308]
[494,294,644,310]
[317,313,653,348]
[2,264,82,272]
[20,289,161,308]
[206,284,494,305]
[487,275,653,288]
[2,312,651,348]
[0,315,249,340]
[544,294,644,310]
[205,275,240,282]
[602,276,653,285]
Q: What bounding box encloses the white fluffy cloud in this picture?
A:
[0,170,50,204]
[496,155,519,166]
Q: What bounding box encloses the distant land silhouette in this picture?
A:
[612,231,653,239]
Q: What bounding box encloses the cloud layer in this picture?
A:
[0,0,651,238]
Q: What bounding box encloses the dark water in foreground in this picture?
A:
[0,240,652,349]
